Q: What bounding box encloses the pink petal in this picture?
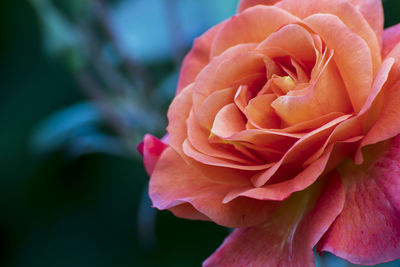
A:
[139,134,168,175]
[349,0,384,47]
[204,172,345,267]
[251,114,352,187]
[277,0,381,73]
[319,135,400,265]
[276,112,345,134]
[167,83,194,155]
[256,23,316,68]
[210,5,299,57]
[187,110,253,165]
[304,13,373,112]
[237,0,281,13]
[192,44,260,111]
[196,87,236,130]
[211,103,246,138]
[149,147,279,228]
[183,139,274,170]
[177,22,225,94]
[383,23,400,58]
[271,49,352,126]
[244,94,280,129]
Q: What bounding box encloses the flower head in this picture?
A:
[140,0,400,265]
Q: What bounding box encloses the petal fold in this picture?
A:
[149,147,279,228]
[237,0,281,13]
[139,134,168,175]
[319,136,400,265]
[204,172,344,267]
[177,23,225,93]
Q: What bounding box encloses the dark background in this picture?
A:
[1,0,400,266]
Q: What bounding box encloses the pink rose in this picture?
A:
[140,0,400,265]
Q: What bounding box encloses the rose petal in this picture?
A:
[256,24,316,69]
[193,44,261,111]
[222,129,300,152]
[204,172,345,267]
[149,147,279,228]
[167,83,194,155]
[196,87,236,130]
[167,83,254,184]
[224,136,360,203]
[251,114,352,187]
[169,203,210,221]
[349,0,384,47]
[187,110,254,165]
[177,22,225,94]
[234,85,251,112]
[139,134,168,175]
[304,13,373,112]
[309,56,394,165]
[383,23,400,58]
[224,144,334,202]
[319,136,400,265]
[276,112,345,134]
[277,0,381,73]
[271,49,352,126]
[210,5,299,57]
[244,94,280,129]
[237,0,281,13]
[211,103,246,138]
[183,139,274,171]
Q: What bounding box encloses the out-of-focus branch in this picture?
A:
[76,71,127,134]
[90,0,153,94]
[162,0,186,67]
[79,20,134,97]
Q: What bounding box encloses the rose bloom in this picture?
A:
[139,0,400,266]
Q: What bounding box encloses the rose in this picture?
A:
[139,0,400,266]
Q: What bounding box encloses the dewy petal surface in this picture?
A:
[319,136,400,265]
[204,173,345,267]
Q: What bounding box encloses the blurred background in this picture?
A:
[1,0,400,266]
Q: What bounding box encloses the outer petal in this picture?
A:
[210,5,299,57]
[349,0,384,46]
[167,83,194,155]
[176,22,225,94]
[319,136,400,265]
[149,147,279,228]
[204,172,345,267]
[237,0,281,13]
[138,134,168,175]
[356,45,400,162]
[383,23,400,58]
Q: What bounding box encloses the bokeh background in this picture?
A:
[1,0,400,266]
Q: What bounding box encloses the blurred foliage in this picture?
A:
[1,0,400,266]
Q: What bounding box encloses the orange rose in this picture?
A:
[139,0,400,265]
